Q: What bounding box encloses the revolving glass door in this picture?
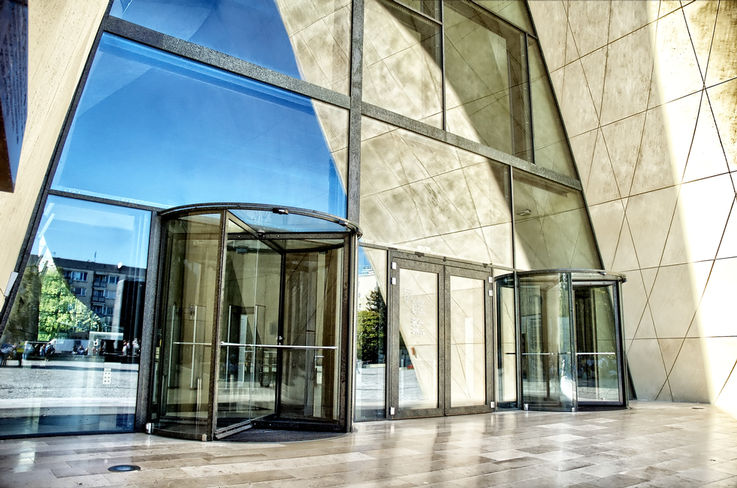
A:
[150,205,357,440]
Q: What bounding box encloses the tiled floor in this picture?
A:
[2,402,737,487]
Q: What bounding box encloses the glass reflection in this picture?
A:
[528,39,578,177]
[52,34,347,216]
[474,0,535,33]
[355,247,387,420]
[575,285,620,402]
[519,273,574,411]
[0,196,149,436]
[363,0,442,126]
[449,275,486,407]
[398,268,438,409]
[496,274,517,406]
[513,171,600,270]
[111,0,351,93]
[360,117,512,267]
[444,1,530,160]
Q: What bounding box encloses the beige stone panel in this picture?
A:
[609,0,658,42]
[648,261,712,338]
[706,0,737,86]
[432,170,482,229]
[658,338,683,373]
[625,186,679,268]
[708,79,737,172]
[580,46,608,119]
[360,132,427,197]
[0,0,107,312]
[564,23,579,66]
[401,130,461,177]
[359,194,408,245]
[600,26,654,125]
[640,267,658,298]
[588,200,625,270]
[648,8,703,108]
[634,307,657,340]
[527,0,568,71]
[611,219,640,272]
[691,257,737,338]
[716,368,737,418]
[662,175,734,265]
[585,131,621,205]
[621,271,647,340]
[655,384,673,401]
[556,60,599,137]
[569,129,597,186]
[361,115,394,141]
[668,338,710,402]
[683,0,719,80]
[627,339,668,400]
[717,199,737,259]
[658,1,683,18]
[567,0,610,56]
[683,94,731,182]
[601,113,646,197]
[630,93,700,195]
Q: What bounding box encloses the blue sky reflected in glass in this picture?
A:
[111,0,301,78]
[31,196,151,269]
[52,34,346,216]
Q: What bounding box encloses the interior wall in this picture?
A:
[0,1,107,312]
[529,0,737,416]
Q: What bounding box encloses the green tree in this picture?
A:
[357,287,386,364]
[37,266,101,341]
[1,263,40,345]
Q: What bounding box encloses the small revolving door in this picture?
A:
[150,204,358,440]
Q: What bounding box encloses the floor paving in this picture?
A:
[1,402,736,487]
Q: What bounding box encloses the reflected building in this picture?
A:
[0,0,735,441]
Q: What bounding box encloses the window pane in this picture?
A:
[363,0,442,126]
[496,274,517,406]
[360,117,512,266]
[52,34,347,216]
[450,275,486,407]
[397,0,440,19]
[528,39,578,178]
[355,246,387,421]
[445,1,530,160]
[0,196,149,436]
[513,171,600,270]
[111,0,351,94]
[473,0,534,34]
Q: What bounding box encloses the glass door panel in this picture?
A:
[496,275,517,407]
[448,274,487,409]
[279,247,343,423]
[156,213,220,438]
[215,222,280,435]
[574,284,621,404]
[519,273,574,411]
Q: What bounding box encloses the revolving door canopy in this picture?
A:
[150,204,358,440]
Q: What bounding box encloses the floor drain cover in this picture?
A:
[108,465,141,472]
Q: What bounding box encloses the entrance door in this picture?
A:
[574,283,623,405]
[388,253,492,419]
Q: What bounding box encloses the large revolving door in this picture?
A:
[150,205,356,440]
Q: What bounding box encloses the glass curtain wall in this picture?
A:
[0,196,149,436]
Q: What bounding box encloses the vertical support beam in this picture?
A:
[135,212,161,430]
[346,0,364,224]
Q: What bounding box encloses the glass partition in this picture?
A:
[0,196,149,436]
[519,273,575,411]
[449,275,486,407]
[496,274,517,407]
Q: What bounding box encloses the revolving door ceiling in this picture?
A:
[150,205,357,440]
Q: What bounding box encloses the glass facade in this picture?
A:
[53,34,348,215]
[1,196,149,436]
[0,0,624,439]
